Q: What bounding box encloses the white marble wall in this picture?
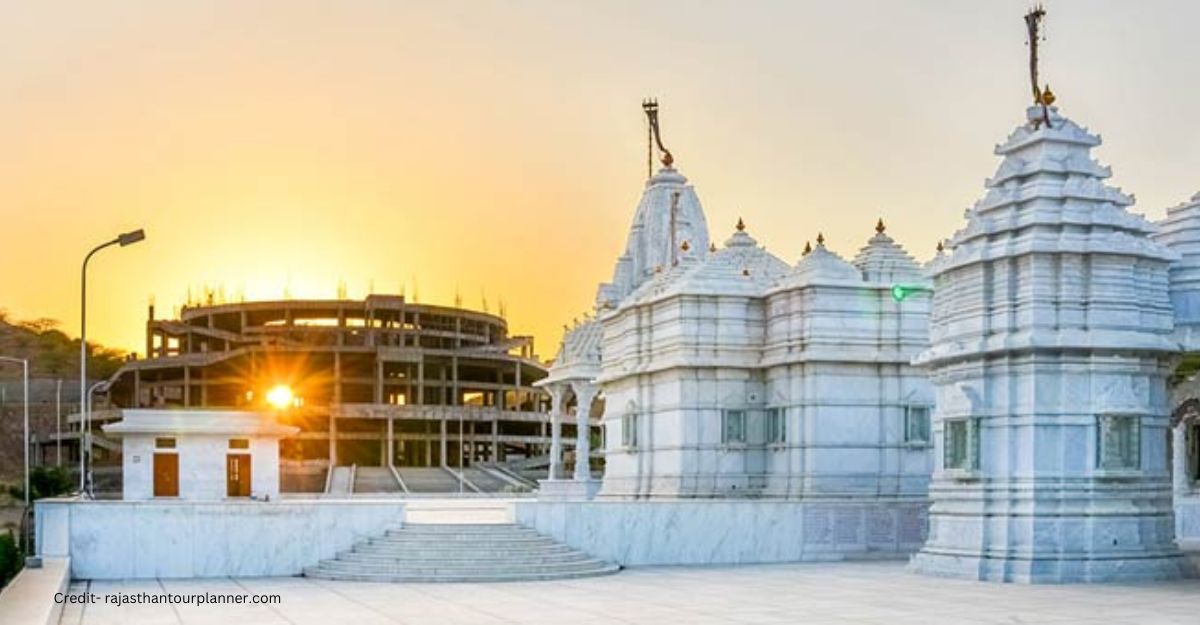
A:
[514,499,927,566]
[35,499,405,579]
[122,434,282,501]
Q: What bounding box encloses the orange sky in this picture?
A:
[2,1,1198,359]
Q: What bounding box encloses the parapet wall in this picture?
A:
[514,499,928,566]
[35,498,405,579]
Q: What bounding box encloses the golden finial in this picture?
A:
[736,217,746,232]
[816,232,825,246]
[709,242,717,253]
[936,240,945,253]
[1040,84,1056,106]
[681,240,690,252]
[803,241,812,255]
[741,268,750,276]
[875,218,886,234]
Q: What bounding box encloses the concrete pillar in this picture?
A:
[572,383,598,482]
[375,360,384,404]
[417,360,425,404]
[439,418,448,468]
[183,366,191,407]
[491,417,499,462]
[386,416,394,467]
[425,420,433,465]
[547,384,566,480]
[329,414,339,467]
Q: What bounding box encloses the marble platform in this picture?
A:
[514,499,928,566]
[35,498,406,580]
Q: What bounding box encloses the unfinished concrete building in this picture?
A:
[96,295,564,493]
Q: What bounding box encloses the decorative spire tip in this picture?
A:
[816,232,825,246]
[875,218,886,234]
[803,241,812,255]
[736,217,746,232]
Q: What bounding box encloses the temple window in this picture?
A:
[904,405,931,445]
[722,410,747,445]
[943,418,978,470]
[766,408,786,444]
[1190,423,1200,483]
[1097,415,1140,471]
[621,412,639,449]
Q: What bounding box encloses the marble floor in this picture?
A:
[59,561,1199,625]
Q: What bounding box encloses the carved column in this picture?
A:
[1173,425,1188,496]
[546,384,567,480]
[572,382,598,482]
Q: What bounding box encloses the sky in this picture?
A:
[1,0,1198,359]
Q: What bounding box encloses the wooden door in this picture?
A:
[226,454,251,497]
[153,453,179,497]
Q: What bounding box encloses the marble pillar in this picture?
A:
[572,383,598,482]
[547,384,566,480]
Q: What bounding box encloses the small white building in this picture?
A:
[103,409,298,501]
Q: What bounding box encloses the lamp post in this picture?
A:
[85,381,107,498]
[0,356,36,567]
[80,229,145,492]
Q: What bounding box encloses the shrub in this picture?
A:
[0,531,20,589]
[6,466,74,501]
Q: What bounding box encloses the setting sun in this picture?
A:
[265,384,295,410]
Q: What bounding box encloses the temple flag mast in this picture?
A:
[1024,6,1055,128]
[642,98,674,178]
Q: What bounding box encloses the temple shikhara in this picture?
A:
[30,7,1200,588]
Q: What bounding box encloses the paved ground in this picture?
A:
[58,561,1199,625]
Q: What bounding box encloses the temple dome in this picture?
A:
[777,239,861,288]
[623,221,788,307]
[543,317,603,384]
[1153,191,1200,330]
[595,166,710,309]
[852,221,923,284]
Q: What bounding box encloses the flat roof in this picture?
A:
[102,409,299,437]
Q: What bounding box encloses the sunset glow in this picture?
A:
[2,1,1198,358]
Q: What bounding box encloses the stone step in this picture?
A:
[309,559,614,576]
[351,544,574,558]
[377,532,551,543]
[316,556,604,571]
[391,520,528,530]
[336,550,590,565]
[303,563,620,583]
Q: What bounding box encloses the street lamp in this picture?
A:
[0,355,36,567]
[80,229,145,492]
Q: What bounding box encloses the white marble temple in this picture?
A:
[598,221,933,501]
[910,105,1189,582]
[35,498,405,579]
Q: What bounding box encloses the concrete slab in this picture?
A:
[0,557,69,625]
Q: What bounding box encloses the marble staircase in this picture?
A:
[303,523,619,582]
